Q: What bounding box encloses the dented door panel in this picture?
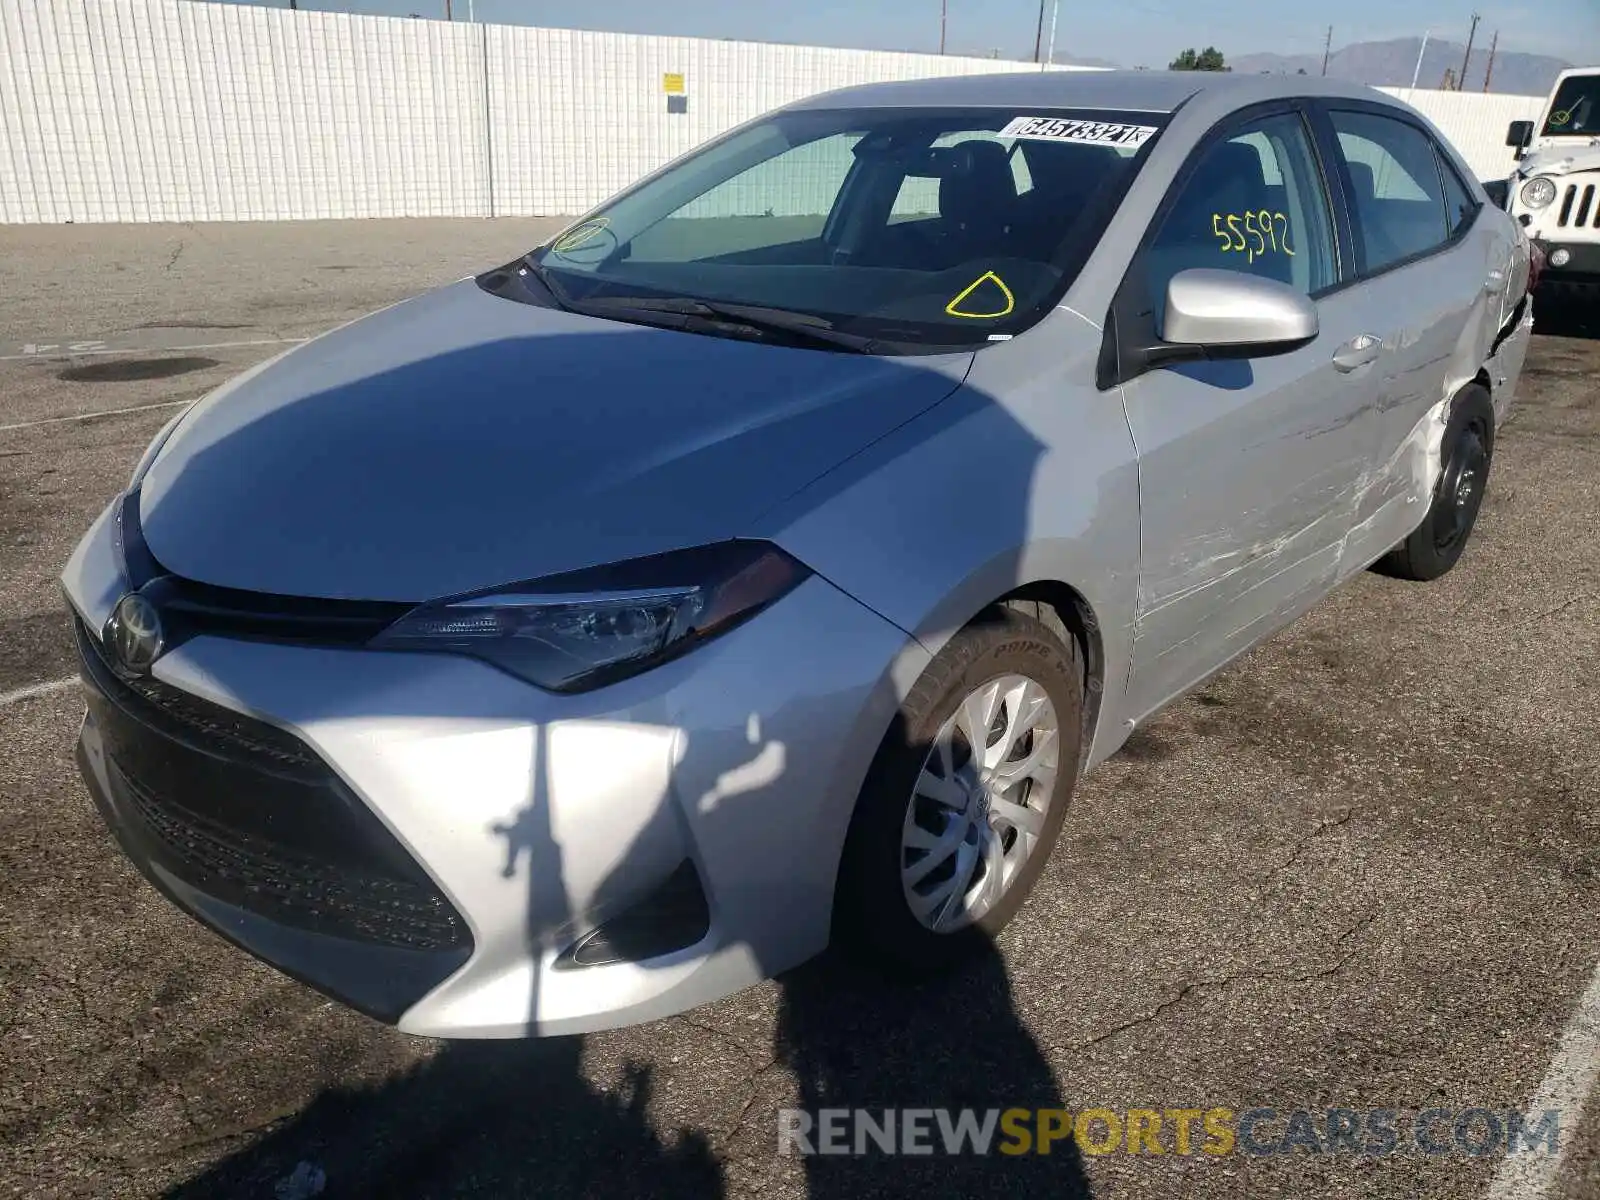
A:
[1336,221,1521,577]
[1119,304,1380,721]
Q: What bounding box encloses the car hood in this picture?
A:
[1520,140,1600,178]
[139,279,971,601]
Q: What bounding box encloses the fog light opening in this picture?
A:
[554,859,711,970]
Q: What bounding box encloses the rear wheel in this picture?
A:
[833,605,1083,976]
[1376,384,1495,582]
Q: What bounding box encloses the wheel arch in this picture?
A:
[996,580,1108,779]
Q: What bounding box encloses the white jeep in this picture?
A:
[1506,67,1600,298]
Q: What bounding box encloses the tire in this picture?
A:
[1375,384,1496,582]
[832,604,1084,977]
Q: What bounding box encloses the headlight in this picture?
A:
[1520,177,1558,209]
[371,541,810,692]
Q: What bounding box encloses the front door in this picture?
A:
[1119,108,1385,720]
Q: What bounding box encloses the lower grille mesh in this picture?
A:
[75,614,471,954]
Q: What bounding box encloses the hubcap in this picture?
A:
[900,674,1060,932]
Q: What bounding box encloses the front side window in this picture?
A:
[1543,75,1600,136]
[1144,112,1337,302]
[1330,110,1451,273]
[524,107,1165,352]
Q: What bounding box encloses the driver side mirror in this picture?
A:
[1159,269,1319,350]
[1101,269,1319,387]
[1507,120,1533,159]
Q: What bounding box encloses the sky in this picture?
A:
[238,0,1600,67]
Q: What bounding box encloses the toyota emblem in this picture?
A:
[104,592,165,675]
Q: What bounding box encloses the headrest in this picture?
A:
[939,140,1017,230]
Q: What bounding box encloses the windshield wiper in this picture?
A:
[571,295,877,353]
[518,256,575,310]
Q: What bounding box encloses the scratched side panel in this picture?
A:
[1120,313,1380,724]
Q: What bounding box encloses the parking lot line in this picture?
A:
[0,336,305,362]
[0,398,192,433]
[0,675,76,709]
[1487,957,1600,1200]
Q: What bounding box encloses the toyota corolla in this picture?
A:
[63,71,1534,1037]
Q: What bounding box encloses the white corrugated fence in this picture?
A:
[0,0,1546,224]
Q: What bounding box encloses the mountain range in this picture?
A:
[1229,37,1573,97]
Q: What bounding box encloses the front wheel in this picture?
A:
[1375,384,1495,582]
[832,605,1083,976]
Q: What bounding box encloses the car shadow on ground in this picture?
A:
[166,947,1086,1198]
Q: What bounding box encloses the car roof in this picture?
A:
[785,68,1392,116]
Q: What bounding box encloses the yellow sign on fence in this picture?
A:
[663,73,686,95]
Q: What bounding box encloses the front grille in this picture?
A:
[74,615,471,955]
[1558,181,1598,229]
[78,618,323,780]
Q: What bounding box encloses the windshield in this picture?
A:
[1542,75,1600,137]
[525,106,1165,352]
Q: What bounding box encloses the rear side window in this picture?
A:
[1144,112,1337,300]
[1329,110,1451,273]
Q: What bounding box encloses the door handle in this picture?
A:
[1332,334,1381,372]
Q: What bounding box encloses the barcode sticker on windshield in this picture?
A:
[997,117,1157,148]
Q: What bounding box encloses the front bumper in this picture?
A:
[63,502,926,1037]
[1532,239,1600,291]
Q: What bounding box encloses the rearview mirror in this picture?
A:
[1159,269,1318,351]
[1507,120,1533,157]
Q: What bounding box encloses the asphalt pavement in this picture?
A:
[0,220,1596,1200]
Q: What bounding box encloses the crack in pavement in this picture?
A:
[1069,910,1380,1053]
[1513,590,1598,629]
[668,1013,787,1141]
[1252,807,1355,899]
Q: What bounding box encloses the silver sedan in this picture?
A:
[64,70,1534,1037]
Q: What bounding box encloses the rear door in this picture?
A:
[1312,103,1503,575]
[1117,105,1388,721]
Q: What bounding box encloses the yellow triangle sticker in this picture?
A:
[944,271,1016,319]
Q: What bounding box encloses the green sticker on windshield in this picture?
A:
[945,271,1015,319]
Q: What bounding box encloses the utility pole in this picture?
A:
[1044,0,1059,68]
[444,0,452,19]
[1458,12,1480,91]
[1033,0,1045,63]
[940,0,947,55]
[1320,26,1332,76]
[1482,29,1498,92]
